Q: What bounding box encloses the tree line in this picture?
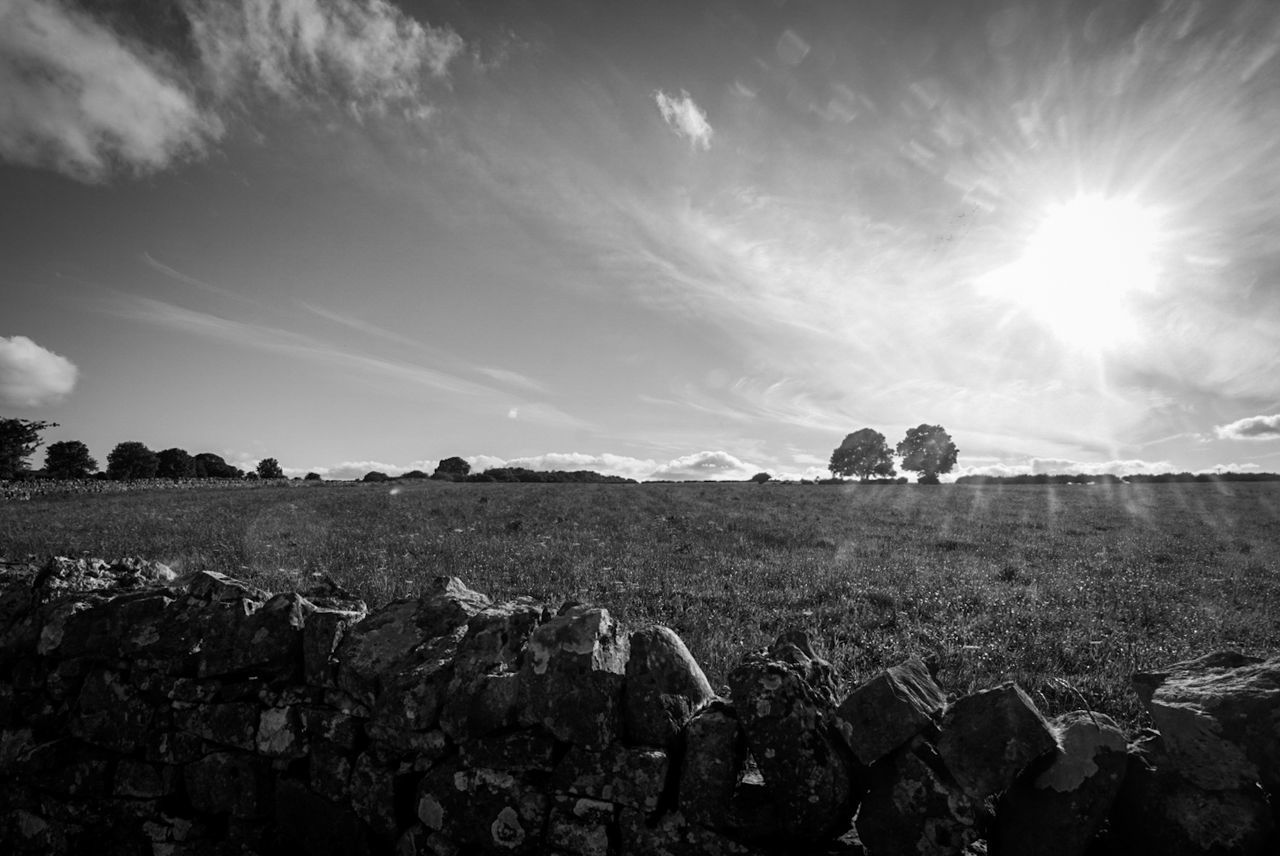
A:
[828,424,959,484]
[0,418,284,482]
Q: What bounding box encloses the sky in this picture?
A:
[2,0,1280,481]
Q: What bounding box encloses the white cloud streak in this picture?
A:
[0,335,78,407]
[653,89,713,150]
[0,0,221,182]
[0,0,463,182]
[1215,414,1280,441]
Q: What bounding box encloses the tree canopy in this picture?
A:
[432,456,471,480]
[0,418,57,480]
[829,428,896,481]
[44,440,97,479]
[896,424,959,484]
[256,457,284,479]
[194,453,242,479]
[107,441,160,480]
[156,448,196,479]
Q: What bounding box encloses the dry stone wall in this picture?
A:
[0,556,1277,855]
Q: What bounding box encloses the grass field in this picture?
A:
[3,480,1278,731]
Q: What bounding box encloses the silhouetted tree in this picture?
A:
[44,440,97,479]
[432,457,471,480]
[107,441,160,480]
[401,470,429,479]
[750,472,772,484]
[829,428,896,481]
[304,472,322,481]
[362,471,390,482]
[256,458,284,479]
[156,448,196,479]
[896,424,958,484]
[194,452,241,479]
[0,418,57,480]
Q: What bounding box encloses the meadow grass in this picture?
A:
[3,480,1278,731]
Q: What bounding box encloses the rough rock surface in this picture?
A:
[835,655,946,766]
[519,604,630,747]
[4,558,1280,856]
[727,631,853,843]
[992,710,1129,856]
[936,682,1058,798]
[856,736,985,856]
[1110,732,1276,855]
[625,625,716,747]
[1134,651,1280,793]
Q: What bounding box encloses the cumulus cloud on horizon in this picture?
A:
[654,89,713,150]
[0,0,463,182]
[954,457,1176,479]
[0,335,78,407]
[1215,414,1280,441]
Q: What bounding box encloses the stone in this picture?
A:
[624,625,715,748]
[273,777,371,856]
[547,796,615,856]
[184,751,274,818]
[185,570,268,602]
[462,730,559,774]
[301,706,362,749]
[197,592,312,679]
[440,671,521,739]
[519,605,630,748]
[856,737,986,856]
[308,741,355,804]
[835,656,946,766]
[417,761,550,854]
[552,743,669,812]
[726,632,852,843]
[1110,733,1275,855]
[69,667,155,753]
[935,682,1057,798]
[174,702,260,751]
[1133,651,1280,792]
[617,808,766,856]
[303,600,368,688]
[677,703,745,830]
[336,578,490,705]
[992,710,1129,856]
[114,759,180,798]
[349,751,401,840]
[257,706,306,758]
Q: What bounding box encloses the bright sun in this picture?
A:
[982,194,1161,349]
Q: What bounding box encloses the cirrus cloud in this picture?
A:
[0,335,78,407]
[0,0,463,182]
[653,89,713,150]
[1215,414,1280,441]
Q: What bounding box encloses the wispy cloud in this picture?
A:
[653,89,713,150]
[475,366,548,393]
[1215,414,1280,441]
[142,253,257,306]
[0,0,221,182]
[0,335,78,407]
[113,295,494,398]
[0,0,462,182]
[299,301,427,350]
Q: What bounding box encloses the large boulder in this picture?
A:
[335,578,491,706]
[726,631,853,843]
[856,736,986,856]
[624,625,715,747]
[518,604,629,747]
[1109,732,1275,855]
[935,682,1057,798]
[552,743,669,812]
[992,710,1129,856]
[835,655,946,766]
[1133,651,1280,793]
[416,760,550,854]
[677,702,745,830]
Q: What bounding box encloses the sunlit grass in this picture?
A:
[3,480,1278,730]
